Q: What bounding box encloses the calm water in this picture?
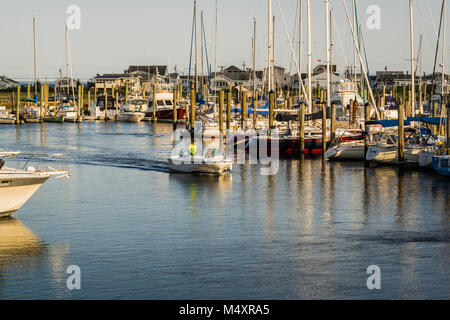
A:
[0,122,449,300]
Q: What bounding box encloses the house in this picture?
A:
[125,65,168,81]
[0,76,19,89]
[93,73,141,90]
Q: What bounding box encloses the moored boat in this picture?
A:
[146,83,186,121]
[432,155,450,176]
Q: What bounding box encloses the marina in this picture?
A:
[0,0,449,302]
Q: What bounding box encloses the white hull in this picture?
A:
[325,142,365,160]
[169,156,232,174]
[0,172,50,217]
[366,145,422,165]
[118,112,145,122]
[418,150,435,168]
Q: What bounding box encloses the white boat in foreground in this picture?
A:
[168,155,232,174]
[325,141,365,160]
[0,152,68,217]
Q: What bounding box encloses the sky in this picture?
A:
[0,0,448,81]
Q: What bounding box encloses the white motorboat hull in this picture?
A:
[325,142,365,160]
[0,173,50,217]
[169,157,232,174]
[118,112,145,122]
[366,145,422,165]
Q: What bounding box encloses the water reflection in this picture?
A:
[0,218,42,263]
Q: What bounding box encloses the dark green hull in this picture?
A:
[43,116,64,123]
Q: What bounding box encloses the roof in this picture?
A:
[126,65,168,75]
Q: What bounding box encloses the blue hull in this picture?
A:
[432,156,450,176]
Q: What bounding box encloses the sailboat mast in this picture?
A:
[214,0,218,102]
[307,0,312,113]
[268,0,273,92]
[33,17,37,96]
[253,19,257,101]
[65,25,70,96]
[341,0,380,119]
[201,10,204,96]
[298,0,302,99]
[442,0,447,106]
[352,0,357,90]
[418,34,423,114]
[326,0,331,110]
[409,0,416,117]
[194,0,198,93]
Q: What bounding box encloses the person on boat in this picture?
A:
[203,136,222,159]
[188,141,198,156]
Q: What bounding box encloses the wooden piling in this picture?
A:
[44,83,48,117]
[190,89,195,132]
[16,85,20,125]
[104,89,108,121]
[447,103,450,154]
[253,98,257,129]
[219,90,224,135]
[322,103,327,155]
[54,84,57,117]
[77,84,82,122]
[81,85,84,117]
[331,103,336,141]
[418,82,423,114]
[226,88,231,131]
[349,99,353,127]
[433,101,438,135]
[87,89,91,118]
[241,91,247,130]
[173,90,178,130]
[398,102,405,162]
[40,83,44,122]
[115,92,119,121]
[364,102,370,167]
[152,84,157,122]
[406,89,412,118]
[269,90,275,129]
[299,103,305,154]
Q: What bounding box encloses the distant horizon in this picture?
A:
[0,0,448,81]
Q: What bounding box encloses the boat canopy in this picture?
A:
[366,117,447,128]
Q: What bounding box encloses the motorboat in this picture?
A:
[168,155,232,174]
[0,152,68,217]
[118,111,145,123]
[147,83,185,121]
[432,155,450,176]
[0,107,15,124]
